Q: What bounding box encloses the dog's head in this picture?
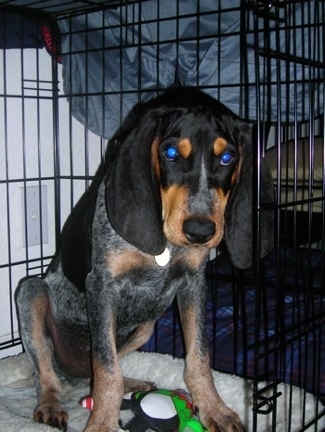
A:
[105,89,274,269]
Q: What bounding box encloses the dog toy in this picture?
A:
[80,388,207,432]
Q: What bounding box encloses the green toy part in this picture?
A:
[122,388,208,432]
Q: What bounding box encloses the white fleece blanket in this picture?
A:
[0,351,324,432]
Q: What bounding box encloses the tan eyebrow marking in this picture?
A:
[213,137,228,156]
[178,138,192,159]
[151,137,161,178]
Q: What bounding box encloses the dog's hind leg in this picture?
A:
[16,278,68,431]
[117,321,156,359]
[117,321,157,393]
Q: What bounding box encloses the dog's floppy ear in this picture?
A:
[105,108,166,255]
[224,122,274,269]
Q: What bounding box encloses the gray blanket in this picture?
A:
[58,0,324,138]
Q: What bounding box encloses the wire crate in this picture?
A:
[0,1,324,431]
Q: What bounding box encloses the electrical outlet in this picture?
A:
[21,185,48,247]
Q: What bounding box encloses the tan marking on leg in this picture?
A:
[86,310,123,431]
[178,138,192,159]
[31,297,62,392]
[30,295,68,430]
[117,321,156,359]
[179,304,246,431]
[107,249,153,278]
[213,137,228,156]
[86,360,124,431]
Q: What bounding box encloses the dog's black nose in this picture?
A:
[183,218,216,244]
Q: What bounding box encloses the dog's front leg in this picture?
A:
[177,277,246,432]
[84,271,124,432]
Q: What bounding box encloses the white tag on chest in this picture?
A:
[154,247,170,267]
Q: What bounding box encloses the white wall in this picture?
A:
[0,48,103,358]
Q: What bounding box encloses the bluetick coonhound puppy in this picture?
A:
[16,89,274,432]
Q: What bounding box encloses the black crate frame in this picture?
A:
[0,1,324,431]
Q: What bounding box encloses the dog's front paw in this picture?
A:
[200,406,246,432]
[34,402,68,431]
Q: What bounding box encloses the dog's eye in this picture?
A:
[165,146,179,161]
[220,152,233,166]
